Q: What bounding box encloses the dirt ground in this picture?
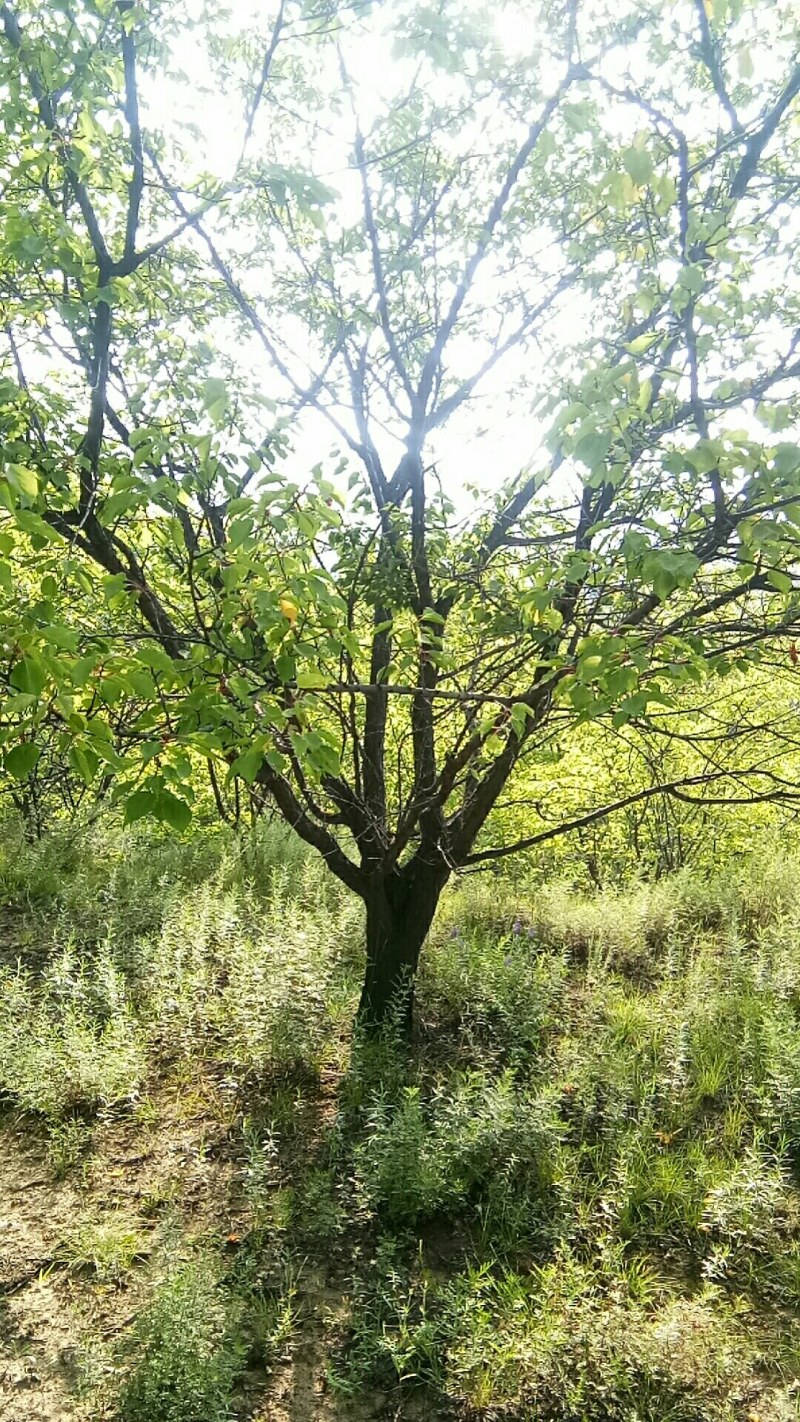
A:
[0,1085,226,1420]
[0,894,432,1422]
[0,1087,422,1422]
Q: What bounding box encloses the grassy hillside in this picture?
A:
[0,818,799,1421]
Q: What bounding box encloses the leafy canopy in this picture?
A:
[0,0,799,887]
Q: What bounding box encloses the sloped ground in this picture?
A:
[0,1086,234,1421]
[1,824,800,1420]
[0,1080,425,1422]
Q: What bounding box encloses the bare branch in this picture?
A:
[425,274,576,433]
[464,769,800,864]
[242,0,286,149]
[416,77,572,413]
[120,15,144,265]
[353,123,415,407]
[693,0,742,134]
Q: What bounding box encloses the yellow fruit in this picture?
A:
[279,597,298,625]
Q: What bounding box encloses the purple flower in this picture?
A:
[512,918,523,935]
[449,925,461,940]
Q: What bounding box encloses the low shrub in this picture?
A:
[119,1253,244,1422]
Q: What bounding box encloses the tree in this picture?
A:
[1,0,799,1029]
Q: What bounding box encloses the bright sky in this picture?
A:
[141,1,596,503]
[135,0,797,519]
[14,0,798,517]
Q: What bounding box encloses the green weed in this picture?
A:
[0,945,145,1118]
[119,1253,244,1422]
[59,1213,148,1283]
[46,1115,93,1178]
[244,1260,301,1368]
[1,815,799,1419]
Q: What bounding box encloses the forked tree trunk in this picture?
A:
[357,861,449,1035]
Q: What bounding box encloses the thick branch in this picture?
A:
[43,511,184,658]
[693,0,741,134]
[255,760,364,893]
[0,3,111,271]
[730,61,800,199]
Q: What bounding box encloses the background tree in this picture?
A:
[1,0,799,1027]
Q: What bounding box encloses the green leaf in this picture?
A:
[577,654,605,681]
[562,101,594,133]
[10,655,47,697]
[773,444,800,477]
[685,440,723,474]
[642,549,701,599]
[228,517,252,550]
[265,750,288,775]
[42,625,80,651]
[574,430,612,471]
[69,744,100,786]
[606,666,638,697]
[678,264,705,295]
[766,568,792,593]
[202,377,228,423]
[296,669,328,689]
[101,489,144,523]
[229,749,264,784]
[5,465,38,502]
[70,655,100,688]
[625,333,658,356]
[4,742,41,779]
[509,703,535,737]
[622,147,653,185]
[156,790,192,832]
[135,644,176,676]
[295,511,318,539]
[103,573,128,606]
[13,510,61,543]
[124,789,159,825]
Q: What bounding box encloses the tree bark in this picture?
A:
[357,860,449,1035]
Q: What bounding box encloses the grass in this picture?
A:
[0,814,799,1419]
[58,1213,148,1284]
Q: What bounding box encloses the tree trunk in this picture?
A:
[357,862,448,1035]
